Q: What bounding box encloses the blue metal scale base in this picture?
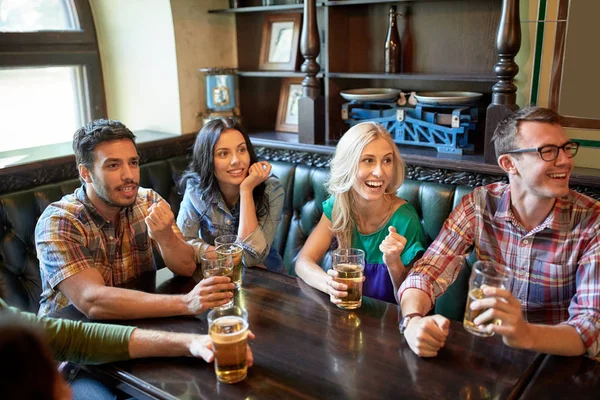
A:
[342,101,478,155]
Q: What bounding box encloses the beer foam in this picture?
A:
[210,316,248,344]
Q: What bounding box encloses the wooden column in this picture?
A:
[484,0,521,164]
[298,0,325,144]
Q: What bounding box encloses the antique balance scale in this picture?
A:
[340,89,482,155]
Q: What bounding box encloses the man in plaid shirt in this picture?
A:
[398,107,600,358]
[36,120,235,318]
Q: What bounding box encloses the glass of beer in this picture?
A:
[200,250,234,310]
[463,260,512,337]
[332,248,365,310]
[215,235,243,289]
[208,306,249,384]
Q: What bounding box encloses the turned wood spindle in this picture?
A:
[484,0,521,164]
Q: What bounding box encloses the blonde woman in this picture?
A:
[295,122,426,304]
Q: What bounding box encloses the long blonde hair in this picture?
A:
[327,122,405,248]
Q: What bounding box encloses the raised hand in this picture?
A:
[145,199,175,242]
[182,276,235,314]
[379,226,407,269]
[471,286,534,350]
[240,161,272,193]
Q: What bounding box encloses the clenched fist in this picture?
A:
[379,226,407,268]
[145,199,175,242]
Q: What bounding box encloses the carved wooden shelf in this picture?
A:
[237,71,324,78]
[208,4,306,14]
[325,0,431,6]
[328,72,497,82]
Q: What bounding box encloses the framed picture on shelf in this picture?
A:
[259,13,302,71]
[276,78,303,133]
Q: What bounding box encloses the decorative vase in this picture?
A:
[198,67,239,125]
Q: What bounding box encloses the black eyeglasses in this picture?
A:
[503,142,580,162]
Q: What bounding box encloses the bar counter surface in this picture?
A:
[52,268,543,400]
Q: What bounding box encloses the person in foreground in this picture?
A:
[177,118,285,273]
[0,298,254,400]
[36,119,234,319]
[296,122,426,304]
[398,107,600,358]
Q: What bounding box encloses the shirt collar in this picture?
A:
[76,185,129,228]
[213,190,239,216]
[494,185,513,221]
[494,185,570,232]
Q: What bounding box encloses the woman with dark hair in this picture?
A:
[177,118,284,273]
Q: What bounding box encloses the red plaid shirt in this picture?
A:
[399,183,600,357]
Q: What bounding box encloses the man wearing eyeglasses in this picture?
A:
[398,107,600,359]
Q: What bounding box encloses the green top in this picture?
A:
[323,196,426,303]
[322,196,426,265]
[0,299,134,365]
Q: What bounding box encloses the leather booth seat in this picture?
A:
[0,155,473,320]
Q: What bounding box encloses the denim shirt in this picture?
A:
[177,176,284,272]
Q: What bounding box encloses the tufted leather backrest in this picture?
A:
[269,161,296,257]
[396,180,473,244]
[282,165,330,275]
[139,157,189,217]
[0,179,81,312]
[0,156,189,313]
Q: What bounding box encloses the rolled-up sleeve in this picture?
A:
[36,211,95,290]
[1,300,134,364]
[398,194,476,305]
[176,188,211,264]
[562,226,600,358]
[241,178,284,266]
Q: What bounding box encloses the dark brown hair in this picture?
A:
[0,313,57,400]
[492,107,562,159]
[178,118,268,218]
[73,119,137,170]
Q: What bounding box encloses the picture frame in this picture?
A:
[276,78,303,133]
[259,13,302,71]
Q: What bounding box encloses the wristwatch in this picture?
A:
[399,312,424,335]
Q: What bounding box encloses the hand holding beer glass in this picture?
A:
[208,306,250,384]
[215,235,243,289]
[330,248,365,310]
[463,260,512,337]
[201,250,235,310]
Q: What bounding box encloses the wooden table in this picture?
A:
[519,354,600,400]
[52,268,543,400]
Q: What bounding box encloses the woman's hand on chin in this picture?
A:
[240,161,272,193]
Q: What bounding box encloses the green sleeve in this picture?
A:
[322,196,334,220]
[0,299,134,364]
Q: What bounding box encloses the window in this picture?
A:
[0,0,105,153]
[0,0,79,32]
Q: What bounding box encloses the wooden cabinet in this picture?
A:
[210,0,515,161]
